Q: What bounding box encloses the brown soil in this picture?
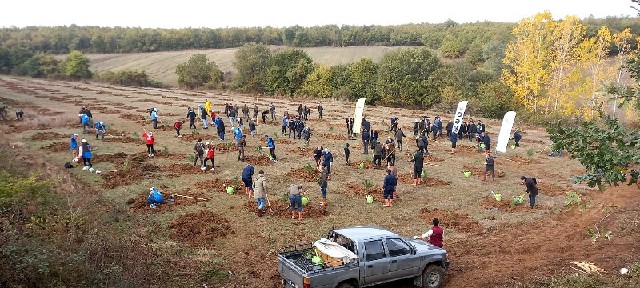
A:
[92,152,129,165]
[120,113,146,122]
[420,208,484,234]
[193,178,243,194]
[287,146,311,156]
[397,173,450,187]
[320,133,347,141]
[274,138,295,145]
[285,167,320,182]
[214,142,238,154]
[506,155,542,165]
[344,182,384,202]
[101,155,160,189]
[347,160,375,170]
[537,182,569,197]
[245,155,273,166]
[168,210,234,247]
[161,163,202,176]
[462,164,506,178]
[425,154,444,162]
[30,132,66,141]
[455,145,483,155]
[479,196,532,212]
[103,135,141,144]
[243,199,329,218]
[41,141,68,152]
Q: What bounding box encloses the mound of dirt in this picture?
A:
[214,142,238,154]
[455,145,482,155]
[320,133,347,141]
[506,155,541,165]
[41,141,68,152]
[420,208,484,234]
[344,182,384,202]
[120,113,146,122]
[245,155,273,166]
[30,132,66,141]
[274,138,295,145]
[285,167,320,182]
[194,178,243,193]
[162,163,202,176]
[103,135,141,144]
[169,210,234,246]
[243,199,329,218]
[287,147,311,156]
[347,160,374,170]
[101,155,160,189]
[480,196,531,212]
[536,182,569,197]
[92,152,129,165]
[462,165,506,179]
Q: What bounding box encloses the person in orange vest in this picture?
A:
[416,218,444,248]
[142,129,155,157]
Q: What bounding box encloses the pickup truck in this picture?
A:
[278,226,449,288]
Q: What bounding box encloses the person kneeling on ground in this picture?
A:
[415,218,444,248]
[289,184,304,220]
[147,187,163,209]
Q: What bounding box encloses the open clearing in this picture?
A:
[82,46,405,86]
[0,76,638,287]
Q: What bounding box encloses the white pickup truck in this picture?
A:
[278,226,449,288]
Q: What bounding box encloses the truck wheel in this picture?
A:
[337,282,355,288]
[422,264,444,288]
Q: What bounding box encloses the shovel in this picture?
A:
[172,194,209,201]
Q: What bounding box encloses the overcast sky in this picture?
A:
[2,0,636,28]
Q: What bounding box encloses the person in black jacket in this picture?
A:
[513,130,522,147]
[413,119,420,136]
[521,176,538,208]
[410,149,424,186]
[186,107,197,129]
[382,169,397,207]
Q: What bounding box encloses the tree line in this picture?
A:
[0,17,638,56]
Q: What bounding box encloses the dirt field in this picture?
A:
[83,46,406,86]
[0,76,638,287]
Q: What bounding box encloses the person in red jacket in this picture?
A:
[203,142,215,172]
[174,120,184,137]
[416,218,444,248]
[142,129,156,157]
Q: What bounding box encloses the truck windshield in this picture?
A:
[328,231,356,254]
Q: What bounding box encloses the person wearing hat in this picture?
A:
[253,170,268,216]
[322,148,333,180]
[80,139,93,168]
[94,121,106,140]
[69,133,79,160]
[521,176,539,208]
[142,129,155,157]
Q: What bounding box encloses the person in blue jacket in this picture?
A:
[215,117,225,140]
[281,115,288,135]
[513,130,522,147]
[322,148,333,179]
[266,135,276,162]
[241,164,255,198]
[383,169,397,207]
[233,127,243,145]
[80,139,93,168]
[81,113,90,133]
[450,131,458,154]
[150,108,158,129]
[147,187,163,208]
[94,121,106,140]
[69,133,79,160]
[482,132,491,155]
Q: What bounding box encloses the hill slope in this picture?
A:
[85,46,405,86]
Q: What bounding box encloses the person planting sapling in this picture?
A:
[289,184,304,220]
[521,176,539,208]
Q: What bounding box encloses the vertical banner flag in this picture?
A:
[496,111,517,153]
[451,101,469,135]
[352,98,366,134]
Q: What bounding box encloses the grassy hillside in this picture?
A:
[85,46,405,87]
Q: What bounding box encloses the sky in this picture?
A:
[1,0,637,28]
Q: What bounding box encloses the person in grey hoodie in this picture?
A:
[253,170,268,216]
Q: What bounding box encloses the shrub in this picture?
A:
[564,191,582,206]
[97,70,162,88]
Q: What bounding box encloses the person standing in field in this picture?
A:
[317,103,323,119]
[322,148,333,180]
[483,132,491,155]
[242,104,250,120]
[344,143,351,165]
[483,153,495,181]
[186,107,197,130]
[270,103,276,121]
[468,119,476,142]
[80,139,93,168]
[289,184,304,220]
[395,128,406,151]
[199,105,209,129]
[253,170,268,217]
[150,108,158,129]
[203,143,215,172]
[281,115,288,136]
[446,120,453,138]
[253,103,259,120]
[410,149,424,186]
[193,138,205,167]
[237,135,246,162]
[142,130,156,157]
[319,166,329,206]
[242,163,255,198]
[521,176,539,209]
[513,130,522,147]
[80,113,90,133]
[313,146,323,169]
[215,116,225,140]
[266,135,277,162]
[69,133,79,160]
[382,169,397,207]
[449,130,458,154]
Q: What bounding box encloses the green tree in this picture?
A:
[232,43,271,92]
[376,47,442,107]
[329,64,351,98]
[300,64,332,98]
[265,49,313,96]
[61,50,91,79]
[347,58,379,103]
[175,54,223,89]
[12,54,59,78]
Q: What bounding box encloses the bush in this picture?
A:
[97,70,162,88]
[176,54,223,89]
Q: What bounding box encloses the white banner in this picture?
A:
[352,98,366,134]
[451,101,468,134]
[496,111,517,153]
